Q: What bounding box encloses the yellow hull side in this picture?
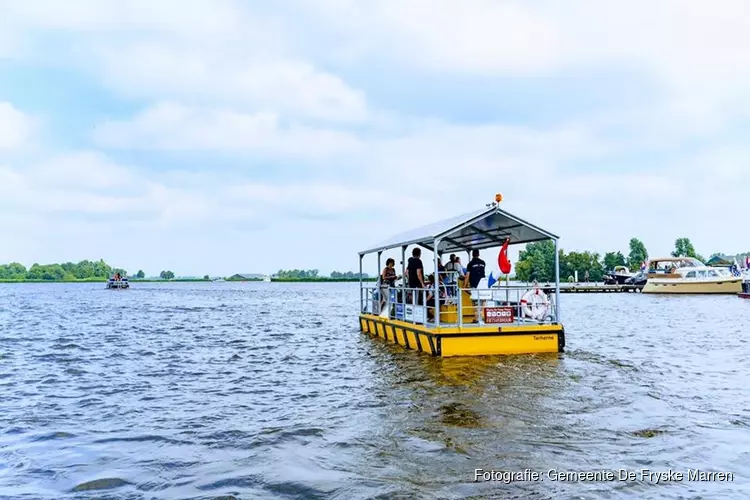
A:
[359,314,564,357]
[642,279,742,294]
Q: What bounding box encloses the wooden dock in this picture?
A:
[541,283,644,293]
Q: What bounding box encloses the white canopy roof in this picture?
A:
[359,206,558,256]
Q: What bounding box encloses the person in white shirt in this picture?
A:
[444,254,465,296]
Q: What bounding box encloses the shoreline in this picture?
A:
[0,278,377,284]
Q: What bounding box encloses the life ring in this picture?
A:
[520,288,550,321]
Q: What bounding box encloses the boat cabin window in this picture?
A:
[697,270,707,278]
[707,269,718,277]
[685,271,696,278]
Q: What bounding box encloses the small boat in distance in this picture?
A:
[641,257,742,294]
[603,265,634,285]
[106,273,129,289]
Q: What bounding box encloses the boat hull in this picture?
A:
[106,281,129,289]
[642,279,742,294]
[359,314,564,357]
[604,274,633,285]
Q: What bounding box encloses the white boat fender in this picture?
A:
[520,288,550,321]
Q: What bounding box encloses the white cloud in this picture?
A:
[92,103,364,158]
[1,1,368,123]
[1,0,251,43]
[0,102,34,150]
[296,0,750,129]
[303,0,750,85]
[91,102,606,175]
[299,0,561,74]
[30,151,137,190]
[90,45,369,122]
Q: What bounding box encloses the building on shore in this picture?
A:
[227,273,269,281]
[705,255,733,267]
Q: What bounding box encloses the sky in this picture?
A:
[1,0,749,277]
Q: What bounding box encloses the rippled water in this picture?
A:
[1,282,749,499]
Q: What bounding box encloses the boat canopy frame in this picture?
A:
[358,203,562,326]
[359,205,558,256]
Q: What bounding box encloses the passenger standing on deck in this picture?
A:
[379,258,400,312]
[444,254,464,296]
[407,248,426,304]
[463,249,486,323]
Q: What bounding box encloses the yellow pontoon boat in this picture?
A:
[357,195,565,357]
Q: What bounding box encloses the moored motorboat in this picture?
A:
[603,265,634,285]
[625,269,648,287]
[641,257,742,294]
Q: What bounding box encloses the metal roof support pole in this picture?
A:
[401,245,407,289]
[434,238,441,328]
[377,251,383,314]
[554,238,561,323]
[359,254,364,313]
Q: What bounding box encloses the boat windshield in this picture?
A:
[680,258,704,267]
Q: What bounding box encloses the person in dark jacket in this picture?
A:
[463,249,486,323]
[407,247,425,304]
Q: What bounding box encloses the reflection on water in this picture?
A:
[0,282,749,499]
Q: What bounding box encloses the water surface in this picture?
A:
[1,282,748,499]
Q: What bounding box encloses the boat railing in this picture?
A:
[361,282,558,327]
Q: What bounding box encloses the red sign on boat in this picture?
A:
[484,306,514,323]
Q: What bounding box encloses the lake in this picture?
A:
[1,282,748,499]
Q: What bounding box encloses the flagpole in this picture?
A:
[505,274,510,305]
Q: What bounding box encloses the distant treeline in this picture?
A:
[274,269,370,280]
[0,262,373,282]
[6,240,744,284]
[515,237,748,283]
[0,260,187,282]
[0,259,126,281]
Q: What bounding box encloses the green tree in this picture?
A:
[26,263,68,281]
[0,259,125,281]
[603,251,627,271]
[516,240,557,282]
[159,270,175,280]
[136,270,145,279]
[627,238,648,271]
[203,274,210,280]
[277,269,326,279]
[0,263,27,279]
[562,251,604,282]
[672,237,704,262]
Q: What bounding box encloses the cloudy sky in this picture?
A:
[1,0,748,277]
